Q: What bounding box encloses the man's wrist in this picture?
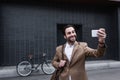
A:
[98,42,105,48]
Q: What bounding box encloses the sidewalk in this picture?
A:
[85,60,120,70]
[0,60,120,78]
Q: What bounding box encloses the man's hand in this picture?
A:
[59,60,66,68]
[97,28,106,47]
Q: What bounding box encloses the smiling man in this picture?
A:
[51,25,106,80]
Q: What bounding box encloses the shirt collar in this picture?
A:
[66,42,74,48]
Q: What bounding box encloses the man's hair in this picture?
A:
[62,25,76,35]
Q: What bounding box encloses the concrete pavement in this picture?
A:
[0,60,120,78]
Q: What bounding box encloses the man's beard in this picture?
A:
[67,35,77,44]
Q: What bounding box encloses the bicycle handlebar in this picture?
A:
[25,53,47,60]
[42,53,46,57]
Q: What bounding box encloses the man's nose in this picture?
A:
[71,33,75,36]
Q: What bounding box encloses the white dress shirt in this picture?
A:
[65,43,74,80]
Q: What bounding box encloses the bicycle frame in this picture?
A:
[27,53,47,70]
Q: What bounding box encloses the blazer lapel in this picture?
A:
[62,44,69,62]
[69,42,79,65]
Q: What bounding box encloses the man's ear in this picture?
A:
[64,35,66,39]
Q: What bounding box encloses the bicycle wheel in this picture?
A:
[16,61,32,76]
[41,61,55,75]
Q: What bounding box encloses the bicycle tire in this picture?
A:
[41,61,55,75]
[16,61,32,76]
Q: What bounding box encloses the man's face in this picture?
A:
[64,27,77,43]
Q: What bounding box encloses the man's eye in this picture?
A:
[72,31,75,33]
[68,32,71,34]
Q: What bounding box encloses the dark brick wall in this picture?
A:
[0,2,118,65]
[117,7,120,60]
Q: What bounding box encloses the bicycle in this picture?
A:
[16,53,55,76]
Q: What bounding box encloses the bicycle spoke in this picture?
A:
[41,62,55,75]
[17,61,32,76]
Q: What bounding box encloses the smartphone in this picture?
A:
[91,30,98,37]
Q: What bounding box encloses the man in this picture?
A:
[52,25,106,80]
